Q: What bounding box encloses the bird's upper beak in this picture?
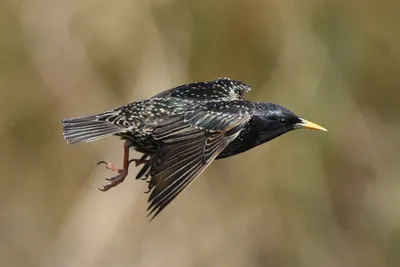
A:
[295,118,327,132]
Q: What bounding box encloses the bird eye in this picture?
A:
[279,118,287,125]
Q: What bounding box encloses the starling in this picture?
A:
[61,78,327,219]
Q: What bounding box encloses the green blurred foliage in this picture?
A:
[1,0,400,267]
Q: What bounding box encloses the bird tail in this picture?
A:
[61,112,124,144]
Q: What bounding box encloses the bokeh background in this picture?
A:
[1,0,400,266]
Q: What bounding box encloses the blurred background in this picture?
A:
[1,0,400,266]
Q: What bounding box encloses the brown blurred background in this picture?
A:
[1,0,400,266]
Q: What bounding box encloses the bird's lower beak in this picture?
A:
[295,118,327,132]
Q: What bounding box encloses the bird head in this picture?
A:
[256,103,327,142]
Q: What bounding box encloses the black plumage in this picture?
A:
[61,78,326,219]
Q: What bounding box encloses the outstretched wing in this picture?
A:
[151,78,251,101]
[146,101,253,219]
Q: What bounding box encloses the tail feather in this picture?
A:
[61,113,125,144]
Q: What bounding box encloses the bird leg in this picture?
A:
[97,142,151,191]
[98,140,132,192]
[98,158,150,174]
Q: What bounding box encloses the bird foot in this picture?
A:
[97,160,123,174]
[96,157,150,192]
[97,158,149,172]
[99,172,128,192]
[97,160,128,191]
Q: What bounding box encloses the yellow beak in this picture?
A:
[296,118,327,132]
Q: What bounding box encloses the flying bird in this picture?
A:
[61,78,327,219]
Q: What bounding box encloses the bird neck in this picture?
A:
[216,113,291,160]
[216,118,262,159]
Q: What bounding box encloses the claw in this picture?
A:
[144,188,151,194]
[97,160,107,166]
[99,184,112,192]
